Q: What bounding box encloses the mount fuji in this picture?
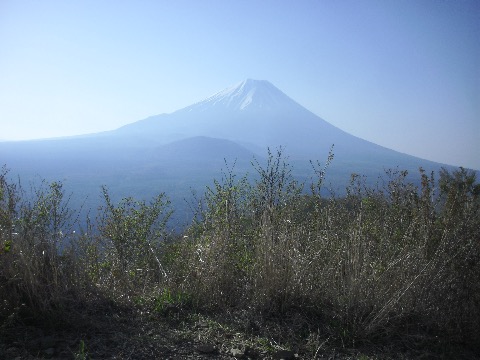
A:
[110,79,369,158]
[101,78,442,170]
[0,79,463,227]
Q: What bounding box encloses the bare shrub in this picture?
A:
[0,173,79,322]
[167,151,479,347]
[1,153,478,350]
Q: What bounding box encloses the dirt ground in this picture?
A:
[0,299,477,360]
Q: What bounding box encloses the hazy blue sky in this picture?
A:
[1,0,479,169]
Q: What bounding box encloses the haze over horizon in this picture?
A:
[1,1,479,169]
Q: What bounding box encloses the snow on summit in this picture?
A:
[181,79,302,114]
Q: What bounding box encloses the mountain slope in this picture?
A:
[1,79,465,185]
[1,79,471,229]
[112,79,354,155]
[2,79,465,177]
[109,79,452,170]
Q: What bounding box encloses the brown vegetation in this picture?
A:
[1,150,479,358]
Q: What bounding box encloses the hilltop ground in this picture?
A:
[2,299,476,360]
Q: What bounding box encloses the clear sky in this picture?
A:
[1,0,479,169]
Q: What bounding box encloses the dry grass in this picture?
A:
[1,157,479,358]
[167,160,480,350]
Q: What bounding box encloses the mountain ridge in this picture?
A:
[111,79,440,165]
[1,79,476,171]
[1,79,468,172]
[2,78,467,171]
[1,78,475,229]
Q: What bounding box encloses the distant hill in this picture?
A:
[0,79,472,229]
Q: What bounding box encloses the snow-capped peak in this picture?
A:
[180,79,303,114]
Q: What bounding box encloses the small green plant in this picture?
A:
[96,186,172,296]
[73,339,88,360]
[152,288,191,314]
[256,337,275,352]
